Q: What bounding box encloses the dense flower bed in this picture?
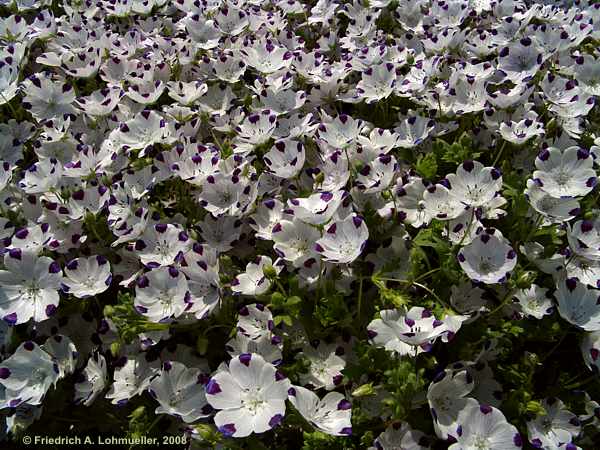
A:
[0,0,600,448]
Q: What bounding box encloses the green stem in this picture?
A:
[275,280,287,296]
[539,331,568,363]
[456,208,475,248]
[375,277,448,308]
[492,140,507,167]
[414,268,441,282]
[357,275,364,319]
[146,415,162,434]
[564,375,598,390]
[0,93,18,118]
[487,289,516,317]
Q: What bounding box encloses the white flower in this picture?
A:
[288,385,352,436]
[317,114,364,149]
[449,403,523,450]
[356,154,397,194]
[367,307,450,356]
[513,285,553,319]
[498,115,544,144]
[394,177,433,227]
[0,251,63,325]
[564,254,600,290]
[105,353,159,406]
[148,361,211,423]
[581,331,600,373]
[234,110,277,151]
[42,334,77,378]
[297,341,345,390]
[527,398,581,449]
[206,353,290,438]
[236,303,275,341]
[22,74,75,121]
[428,369,478,440]
[355,63,397,103]
[264,139,305,179]
[134,267,190,323]
[74,353,107,406]
[287,190,345,225]
[394,115,435,149]
[226,332,283,366]
[135,223,192,268]
[533,147,597,199]
[240,41,292,74]
[457,229,517,284]
[445,161,503,208]
[422,183,466,221]
[450,282,490,316]
[0,340,60,407]
[370,423,432,450]
[110,110,170,157]
[231,256,282,296]
[271,219,321,268]
[567,218,600,262]
[525,179,580,224]
[555,278,600,331]
[315,214,369,264]
[497,37,544,82]
[62,255,112,298]
[249,199,285,241]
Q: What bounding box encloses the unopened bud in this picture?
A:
[271,292,285,305]
[262,264,278,280]
[129,406,146,420]
[516,271,537,289]
[110,341,121,357]
[352,383,375,397]
[194,424,216,441]
[196,336,209,355]
[526,400,546,417]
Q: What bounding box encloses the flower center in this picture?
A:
[242,388,265,413]
[471,434,490,450]
[555,171,570,187]
[32,368,48,384]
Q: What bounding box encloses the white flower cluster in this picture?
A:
[0,0,599,448]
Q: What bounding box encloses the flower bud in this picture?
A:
[352,383,375,397]
[196,336,209,355]
[516,271,537,289]
[270,292,285,305]
[129,406,146,420]
[262,264,278,280]
[110,341,121,357]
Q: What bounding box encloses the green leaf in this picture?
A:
[415,152,438,180]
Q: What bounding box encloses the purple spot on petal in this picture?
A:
[3,313,17,325]
[218,424,236,437]
[513,433,523,447]
[269,414,283,428]
[480,404,492,414]
[46,304,57,317]
[337,399,351,410]
[239,353,252,366]
[206,379,222,395]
